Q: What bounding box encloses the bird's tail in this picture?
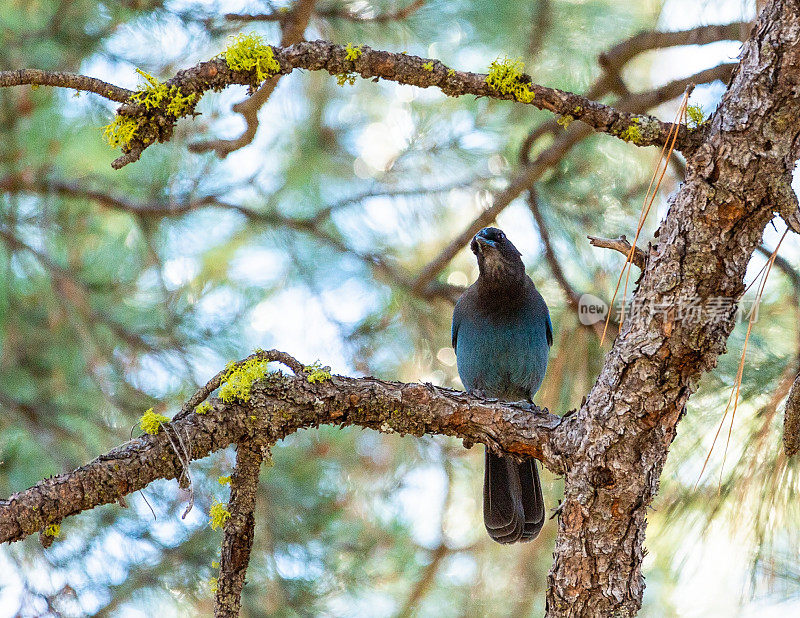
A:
[483,450,545,544]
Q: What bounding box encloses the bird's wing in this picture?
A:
[546,311,553,347]
[452,296,464,349]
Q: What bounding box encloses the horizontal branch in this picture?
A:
[0,40,701,170]
[268,41,693,150]
[0,69,132,102]
[0,351,567,544]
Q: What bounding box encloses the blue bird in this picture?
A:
[452,227,552,543]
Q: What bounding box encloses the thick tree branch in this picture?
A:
[544,2,800,614]
[0,41,699,170]
[214,438,268,617]
[0,350,566,545]
[786,373,800,457]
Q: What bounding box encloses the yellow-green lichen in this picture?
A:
[422,61,434,71]
[447,68,455,77]
[211,560,220,569]
[686,104,708,128]
[165,87,197,116]
[620,117,642,143]
[44,523,61,538]
[209,577,218,593]
[345,43,362,61]
[195,401,212,415]
[218,475,231,485]
[139,408,169,435]
[218,358,270,403]
[224,33,281,82]
[557,114,573,128]
[129,69,169,110]
[304,362,332,383]
[102,116,138,149]
[336,72,357,86]
[101,69,196,150]
[210,501,231,530]
[485,57,535,104]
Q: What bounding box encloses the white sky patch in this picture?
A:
[357,109,414,173]
[395,464,448,548]
[447,271,469,287]
[162,256,199,289]
[229,247,286,286]
[319,278,374,324]
[659,0,754,29]
[437,347,457,367]
[0,548,23,616]
[248,288,349,373]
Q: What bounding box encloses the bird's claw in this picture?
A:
[508,400,534,410]
[468,388,494,401]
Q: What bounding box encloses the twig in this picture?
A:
[598,22,750,72]
[587,236,647,270]
[0,69,132,101]
[528,189,580,306]
[528,191,610,338]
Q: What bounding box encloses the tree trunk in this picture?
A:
[546,2,800,614]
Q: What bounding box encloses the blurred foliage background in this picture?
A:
[1,0,799,615]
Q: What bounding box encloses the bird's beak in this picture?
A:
[474,235,495,252]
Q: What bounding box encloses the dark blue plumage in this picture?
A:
[452,227,552,544]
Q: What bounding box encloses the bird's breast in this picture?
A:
[455,311,549,400]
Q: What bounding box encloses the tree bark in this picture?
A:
[545,2,800,615]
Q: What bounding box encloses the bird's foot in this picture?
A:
[550,501,564,520]
[507,400,534,411]
[468,388,497,402]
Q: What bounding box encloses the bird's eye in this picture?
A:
[497,232,505,240]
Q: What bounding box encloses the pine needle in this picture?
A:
[694,229,789,489]
[601,92,690,345]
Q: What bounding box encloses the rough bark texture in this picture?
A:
[545,2,800,615]
[785,373,800,456]
[0,40,698,170]
[0,369,564,544]
[214,439,268,617]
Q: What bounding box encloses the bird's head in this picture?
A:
[471,226,523,272]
